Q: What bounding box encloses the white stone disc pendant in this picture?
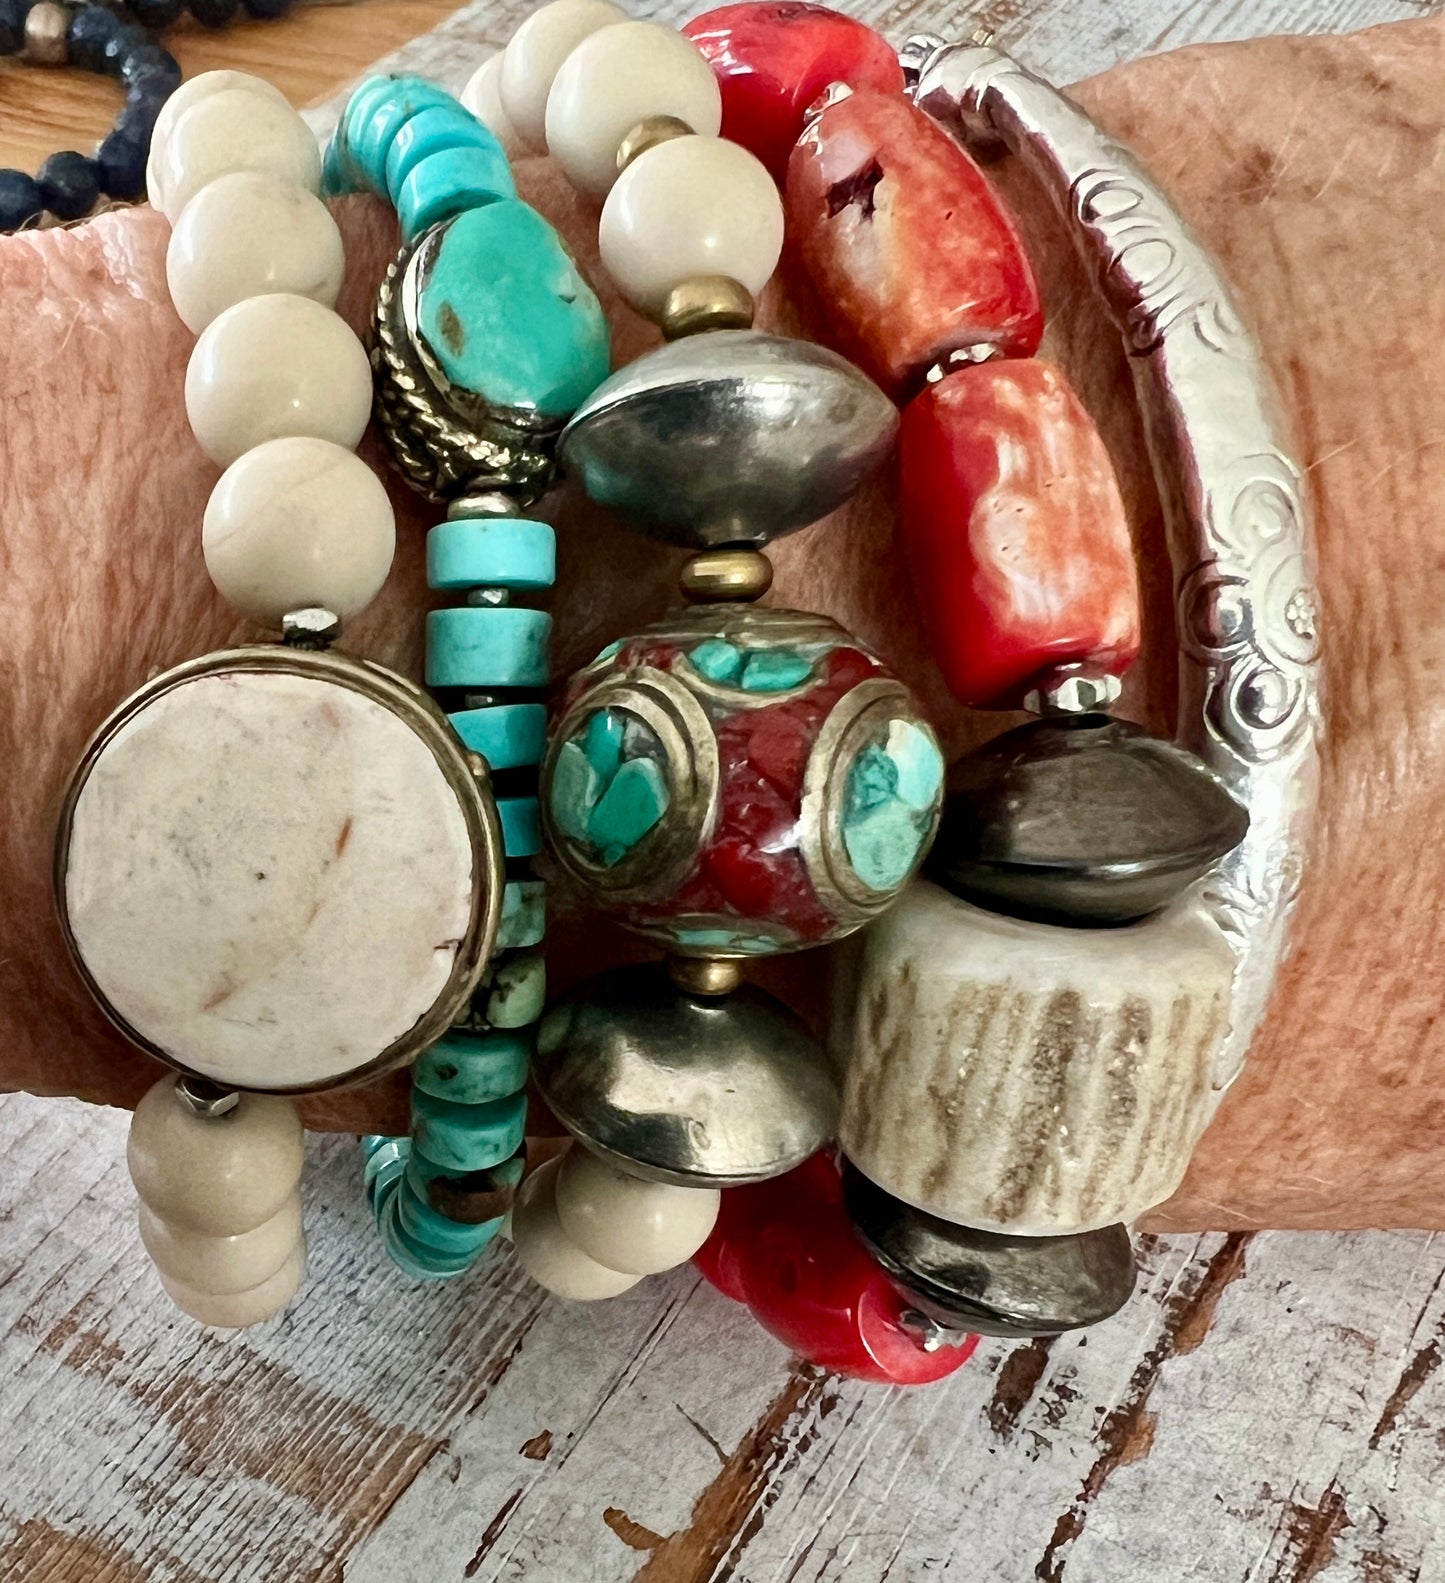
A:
[56,646,505,1093]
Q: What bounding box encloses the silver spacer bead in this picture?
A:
[465,587,512,608]
[281,607,342,649]
[24,1,69,65]
[447,491,523,520]
[924,343,1006,384]
[898,33,947,93]
[898,1308,976,1353]
[175,1075,241,1119]
[1023,669,1125,716]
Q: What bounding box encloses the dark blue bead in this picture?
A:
[130,0,184,25]
[66,6,123,71]
[101,23,149,75]
[36,150,100,220]
[121,43,181,93]
[0,169,43,231]
[97,131,148,200]
[241,0,294,16]
[0,0,25,55]
[188,0,238,27]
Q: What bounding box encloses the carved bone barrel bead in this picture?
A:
[785,89,1042,396]
[897,359,1142,709]
[837,882,1236,1235]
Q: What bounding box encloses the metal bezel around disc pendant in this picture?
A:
[54,644,507,1095]
[370,224,559,505]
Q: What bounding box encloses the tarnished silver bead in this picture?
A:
[558,329,898,548]
[24,1,69,65]
[533,964,839,1188]
[842,1163,1136,1338]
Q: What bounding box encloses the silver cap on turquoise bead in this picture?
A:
[558,330,898,548]
[533,963,839,1187]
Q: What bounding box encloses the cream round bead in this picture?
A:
[127,1080,304,1237]
[460,54,524,158]
[147,70,291,211]
[167,173,344,335]
[185,293,372,467]
[157,87,322,223]
[160,1241,306,1329]
[555,1149,720,1276]
[499,0,627,153]
[139,1194,303,1296]
[510,1157,641,1301]
[545,21,722,199]
[598,135,783,319]
[202,436,395,626]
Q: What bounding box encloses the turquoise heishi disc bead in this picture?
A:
[379,1191,477,1278]
[498,880,546,949]
[398,145,517,241]
[411,1089,527,1174]
[413,1030,530,1105]
[416,200,610,420]
[345,75,462,196]
[385,107,505,203]
[499,795,542,858]
[426,606,551,688]
[427,518,556,591]
[448,703,547,769]
[397,1182,502,1256]
[485,951,546,1028]
[322,134,355,197]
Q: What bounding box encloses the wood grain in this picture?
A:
[3,0,1443,1579]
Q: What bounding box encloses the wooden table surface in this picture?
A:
[2,0,1442,1580]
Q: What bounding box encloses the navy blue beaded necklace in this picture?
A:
[0,0,294,231]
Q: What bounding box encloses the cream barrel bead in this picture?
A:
[167,173,345,335]
[836,883,1236,1236]
[160,1243,306,1330]
[510,1156,641,1300]
[157,87,322,223]
[499,0,627,153]
[185,293,372,468]
[147,70,291,212]
[554,1148,719,1276]
[202,436,395,625]
[128,1080,304,1235]
[461,54,524,158]
[598,136,783,319]
[544,20,722,199]
[139,1194,303,1296]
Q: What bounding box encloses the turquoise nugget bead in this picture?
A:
[398,145,517,241]
[448,703,547,769]
[427,518,556,591]
[426,606,551,688]
[417,201,611,420]
[385,106,506,202]
[411,1090,528,1174]
[413,1030,530,1105]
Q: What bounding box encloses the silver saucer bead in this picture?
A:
[558,329,898,548]
[842,1162,1136,1339]
[533,963,839,1188]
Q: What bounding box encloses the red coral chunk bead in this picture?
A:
[897,358,1142,709]
[786,89,1043,396]
[696,1154,978,1386]
[682,3,904,184]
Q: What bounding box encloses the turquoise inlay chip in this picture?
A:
[587,757,668,861]
[498,880,546,949]
[740,649,813,692]
[888,719,945,811]
[485,951,546,1029]
[426,606,551,689]
[416,200,610,419]
[848,742,900,812]
[411,1089,528,1174]
[413,1031,530,1105]
[448,703,548,770]
[548,740,600,844]
[583,710,625,783]
[385,105,505,202]
[671,927,779,954]
[398,144,517,240]
[690,638,743,684]
[499,795,542,858]
[427,519,556,592]
[843,800,929,893]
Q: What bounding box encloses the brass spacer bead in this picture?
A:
[668,955,743,998]
[679,547,774,605]
[660,276,757,340]
[615,115,695,175]
[24,1,69,65]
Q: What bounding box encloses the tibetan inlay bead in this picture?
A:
[534,963,838,1187]
[694,1153,977,1384]
[541,606,943,955]
[683,3,904,183]
[786,90,1042,397]
[841,1164,1137,1339]
[559,329,897,549]
[927,716,1250,925]
[835,882,1236,1235]
[897,359,1142,709]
